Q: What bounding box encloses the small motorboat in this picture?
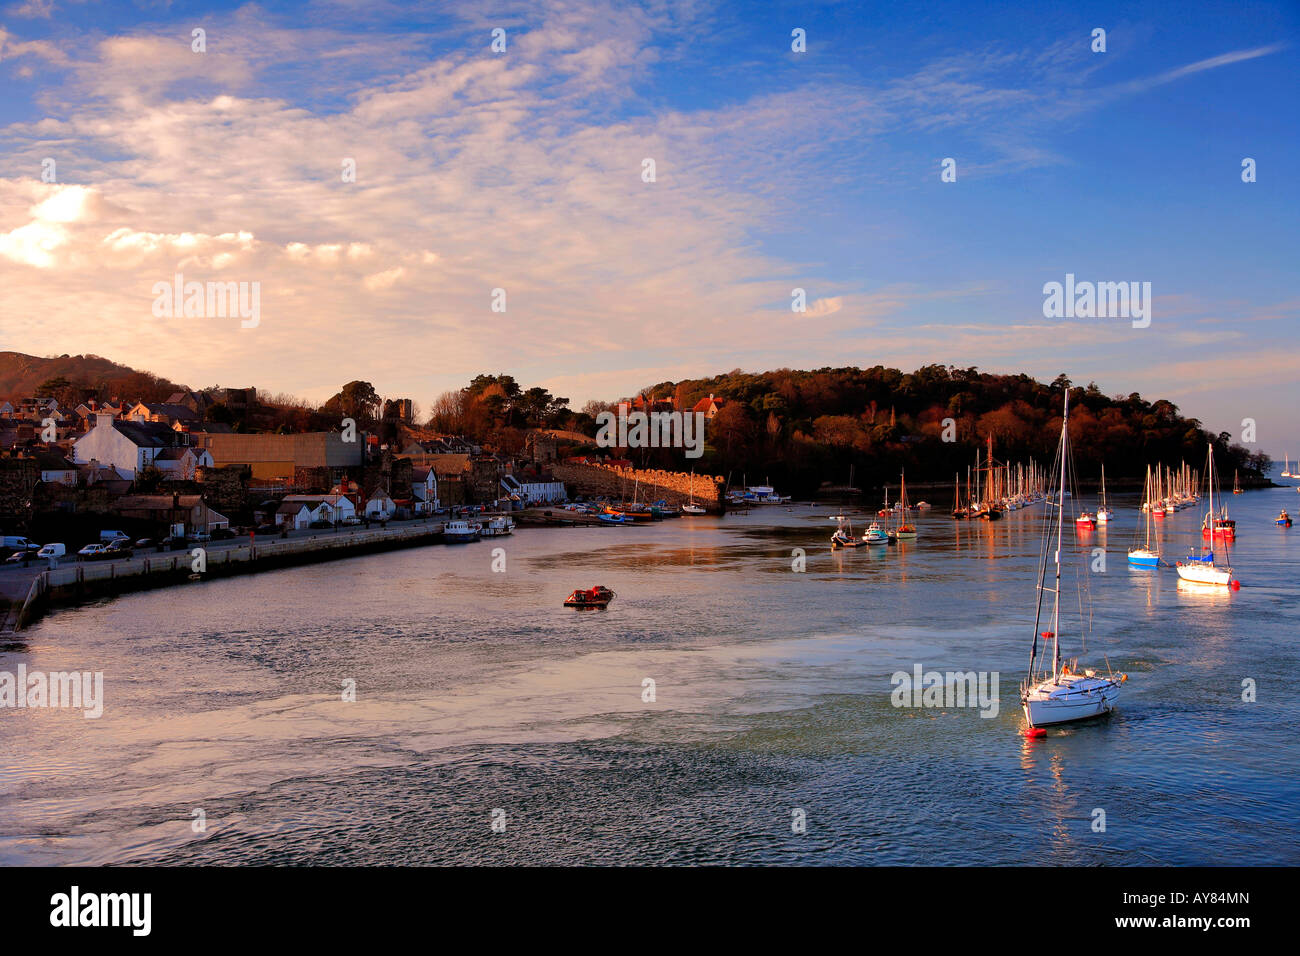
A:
[862,522,889,545]
[1075,512,1096,529]
[598,511,628,524]
[564,585,616,608]
[1277,510,1292,527]
[681,503,706,515]
[1202,515,1236,541]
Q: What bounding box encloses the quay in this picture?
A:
[0,520,448,633]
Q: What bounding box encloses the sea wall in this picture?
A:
[551,463,724,509]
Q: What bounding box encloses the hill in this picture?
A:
[0,352,185,405]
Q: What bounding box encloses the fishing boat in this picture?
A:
[895,470,917,539]
[443,518,479,543]
[479,515,515,537]
[1096,464,1113,524]
[1128,467,1161,567]
[564,585,616,608]
[1075,511,1096,529]
[1021,395,1128,730]
[1177,444,1237,587]
[1277,509,1292,527]
[830,513,862,548]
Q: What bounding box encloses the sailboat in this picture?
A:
[1128,466,1161,568]
[951,472,968,519]
[895,469,917,539]
[682,470,706,515]
[1021,394,1127,730]
[831,466,862,548]
[1283,456,1293,479]
[1176,444,1238,587]
[1096,464,1113,524]
[1232,470,1242,495]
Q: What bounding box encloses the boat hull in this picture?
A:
[1022,675,1122,727]
[1176,562,1232,585]
[1127,549,1160,568]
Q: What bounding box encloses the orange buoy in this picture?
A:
[1023,727,1046,739]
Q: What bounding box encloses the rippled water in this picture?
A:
[2,486,1297,865]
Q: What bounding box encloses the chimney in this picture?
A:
[95,412,115,428]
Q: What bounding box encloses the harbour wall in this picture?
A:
[3,523,445,633]
[550,464,724,510]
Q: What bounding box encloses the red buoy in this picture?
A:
[1231,580,1241,590]
[1023,727,1046,739]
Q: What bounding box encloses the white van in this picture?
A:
[99,529,128,543]
[36,543,66,559]
[3,535,37,552]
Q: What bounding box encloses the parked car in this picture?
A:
[308,520,333,530]
[211,528,235,540]
[162,535,190,551]
[341,516,362,526]
[5,549,36,565]
[193,530,212,542]
[78,543,110,561]
[253,524,278,536]
[104,541,134,559]
[36,543,66,559]
[135,538,155,549]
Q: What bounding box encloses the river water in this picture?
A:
[2,485,1297,865]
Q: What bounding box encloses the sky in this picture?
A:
[1,0,1297,456]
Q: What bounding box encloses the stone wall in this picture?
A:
[550,463,723,509]
[196,464,251,513]
[0,458,39,526]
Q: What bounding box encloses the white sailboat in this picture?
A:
[1176,444,1237,587]
[682,470,706,515]
[1096,463,1113,524]
[1021,395,1127,730]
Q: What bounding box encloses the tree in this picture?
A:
[325,381,381,422]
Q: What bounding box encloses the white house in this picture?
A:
[280,493,357,525]
[153,446,213,480]
[411,467,439,513]
[275,501,313,530]
[72,413,189,479]
[364,487,396,519]
[36,450,78,485]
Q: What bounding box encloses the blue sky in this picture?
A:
[1,0,1297,456]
